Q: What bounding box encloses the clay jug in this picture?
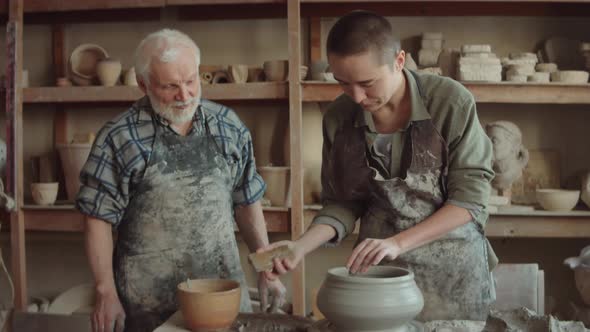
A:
[317,266,424,332]
[96,58,122,87]
[56,143,92,201]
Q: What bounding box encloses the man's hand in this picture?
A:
[257,272,287,313]
[346,237,402,274]
[256,240,304,281]
[92,285,126,332]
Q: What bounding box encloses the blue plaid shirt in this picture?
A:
[75,96,266,227]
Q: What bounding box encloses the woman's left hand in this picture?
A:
[346,237,402,274]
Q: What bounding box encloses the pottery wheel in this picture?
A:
[307,319,425,332]
[229,313,313,331]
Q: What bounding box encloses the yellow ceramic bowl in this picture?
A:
[177,279,240,332]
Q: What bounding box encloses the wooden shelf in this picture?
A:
[299,1,590,16]
[302,81,590,104]
[20,205,290,232]
[22,82,288,104]
[303,206,590,238]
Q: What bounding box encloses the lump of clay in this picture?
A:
[485,121,529,191]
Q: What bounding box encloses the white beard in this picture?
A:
[147,88,201,124]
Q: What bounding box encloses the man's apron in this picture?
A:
[113,109,250,332]
[327,101,495,321]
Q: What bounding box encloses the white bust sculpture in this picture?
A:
[485,121,529,191]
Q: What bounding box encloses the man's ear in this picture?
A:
[394,50,405,72]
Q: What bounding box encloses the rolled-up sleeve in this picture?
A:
[446,97,495,227]
[231,124,265,206]
[76,139,129,227]
[311,110,366,245]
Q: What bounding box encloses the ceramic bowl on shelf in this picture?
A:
[69,43,109,86]
[30,182,59,206]
[536,189,580,211]
[177,279,241,332]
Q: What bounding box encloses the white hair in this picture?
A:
[134,28,201,85]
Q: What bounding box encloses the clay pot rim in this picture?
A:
[536,188,580,194]
[327,266,415,284]
[177,278,240,295]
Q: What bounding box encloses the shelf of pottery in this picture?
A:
[4,0,590,317]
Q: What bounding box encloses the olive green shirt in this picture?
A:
[312,69,494,243]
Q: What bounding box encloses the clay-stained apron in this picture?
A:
[328,115,495,321]
[114,108,250,332]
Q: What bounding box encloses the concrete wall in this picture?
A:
[1,10,589,317]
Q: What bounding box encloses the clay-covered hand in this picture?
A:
[256,240,304,280]
[257,272,287,313]
[347,237,402,275]
[93,285,126,332]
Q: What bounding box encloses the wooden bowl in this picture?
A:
[536,189,580,211]
[177,279,241,332]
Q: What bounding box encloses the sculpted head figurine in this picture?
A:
[485,121,529,191]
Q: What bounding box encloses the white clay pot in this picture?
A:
[96,58,122,87]
[317,266,424,332]
[123,67,138,86]
[550,70,589,84]
[30,182,59,206]
[56,144,92,201]
[228,64,249,84]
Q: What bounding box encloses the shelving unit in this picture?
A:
[4,0,590,318]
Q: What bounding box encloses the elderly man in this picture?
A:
[261,11,497,321]
[76,29,285,332]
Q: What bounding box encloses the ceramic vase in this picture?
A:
[56,143,92,201]
[96,58,122,87]
[123,67,138,86]
[317,266,424,332]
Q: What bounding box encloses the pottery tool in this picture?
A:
[248,245,295,272]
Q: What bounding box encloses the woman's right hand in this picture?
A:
[93,285,126,332]
[257,240,304,281]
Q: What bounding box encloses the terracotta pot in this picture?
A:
[56,144,92,201]
[263,60,288,82]
[258,166,290,207]
[69,43,109,86]
[247,67,265,82]
[317,266,424,332]
[30,182,59,206]
[177,279,241,332]
[96,58,122,87]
